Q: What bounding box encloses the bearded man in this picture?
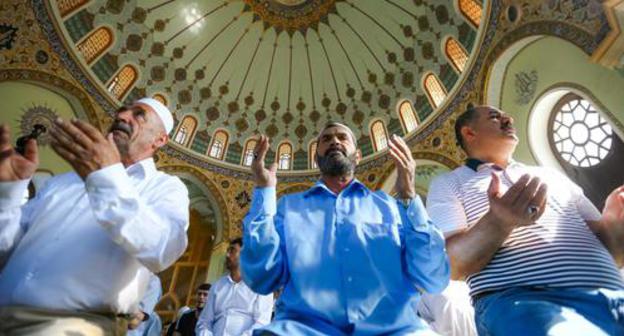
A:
[0,98,189,335]
[240,122,450,335]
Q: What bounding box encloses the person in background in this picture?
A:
[128,273,163,336]
[173,283,211,336]
[196,238,273,336]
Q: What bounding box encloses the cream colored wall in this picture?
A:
[0,81,78,175]
[498,36,624,165]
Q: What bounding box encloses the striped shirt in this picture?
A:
[427,161,624,297]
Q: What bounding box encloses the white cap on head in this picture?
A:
[136,97,174,134]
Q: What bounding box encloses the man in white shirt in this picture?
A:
[196,238,273,336]
[0,98,189,335]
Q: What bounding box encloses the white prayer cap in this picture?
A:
[136,97,174,134]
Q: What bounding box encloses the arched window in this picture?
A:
[398,100,419,133]
[76,26,113,65]
[153,93,168,106]
[550,95,614,167]
[277,143,292,170]
[208,130,228,160]
[458,0,482,27]
[309,141,318,169]
[547,92,624,208]
[58,0,89,18]
[371,120,388,151]
[423,73,447,108]
[242,139,258,166]
[107,65,138,100]
[173,116,198,147]
[445,37,469,73]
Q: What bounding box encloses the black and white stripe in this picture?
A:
[437,164,624,297]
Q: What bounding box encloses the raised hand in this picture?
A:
[388,134,416,199]
[49,118,121,179]
[250,134,277,188]
[0,124,39,181]
[487,173,548,230]
[602,186,624,226]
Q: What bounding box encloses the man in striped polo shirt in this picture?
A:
[427,105,624,335]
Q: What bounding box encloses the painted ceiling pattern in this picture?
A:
[52,0,483,170]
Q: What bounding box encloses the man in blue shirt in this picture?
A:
[241,122,450,335]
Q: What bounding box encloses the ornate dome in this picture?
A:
[46,0,486,173]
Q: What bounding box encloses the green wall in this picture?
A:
[0,81,78,175]
[499,37,624,164]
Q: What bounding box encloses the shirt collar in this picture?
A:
[303,178,369,198]
[465,157,521,172]
[125,158,157,180]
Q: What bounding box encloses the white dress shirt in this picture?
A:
[0,159,189,313]
[196,274,273,336]
[417,281,477,336]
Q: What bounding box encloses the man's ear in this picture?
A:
[460,125,476,146]
[355,149,362,163]
[153,132,169,149]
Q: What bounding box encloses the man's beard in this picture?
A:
[316,149,357,177]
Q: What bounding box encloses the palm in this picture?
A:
[603,186,624,225]
[0,125,38,181]
[250,134,277,187]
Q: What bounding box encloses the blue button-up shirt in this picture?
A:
[241,179,449,335]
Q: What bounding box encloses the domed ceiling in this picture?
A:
[46,0,485,172]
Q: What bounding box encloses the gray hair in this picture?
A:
[316,122,358,148]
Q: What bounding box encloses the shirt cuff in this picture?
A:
[85,163,132,194]
[249,187,276,217]
[405,196,431,232]
[0,179,30,209]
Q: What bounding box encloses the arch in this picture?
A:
[173,115,198,147]
[444,36,469,73]
[76,26,113,65]
[277,142,293,170]
[208,129,229,160]
[423,73,447,109]
[58,0,90,18]
[241,138,258,166]
[457,0,482,28]
[397,100,419,133]
[370,120,388,151]
[153,93,168,106]
[308,140,318,169]
[107,64,138,101]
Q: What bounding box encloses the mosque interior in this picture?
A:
[1,0,623,324]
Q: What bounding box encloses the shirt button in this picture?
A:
[347,277,353,282]
[25,272,34,280]
[344,247,350,252]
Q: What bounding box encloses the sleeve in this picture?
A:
[240,187,289,295]
[0,179,36,266]
[195,288,216,336]
[399,195,450,294]
[85,163,189,273]
[426,176,468,235]
[549,168,601,221]
[241,293,274,336]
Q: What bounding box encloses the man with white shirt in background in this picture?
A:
[0,98,189,335]
[196,238,273,336]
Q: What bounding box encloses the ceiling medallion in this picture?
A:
[243,0,340,33]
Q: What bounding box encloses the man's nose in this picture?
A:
[502,114,514,125]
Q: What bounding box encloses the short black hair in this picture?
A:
[454,106,480,152]
[230,237,243,247]
[197,283,211,291]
